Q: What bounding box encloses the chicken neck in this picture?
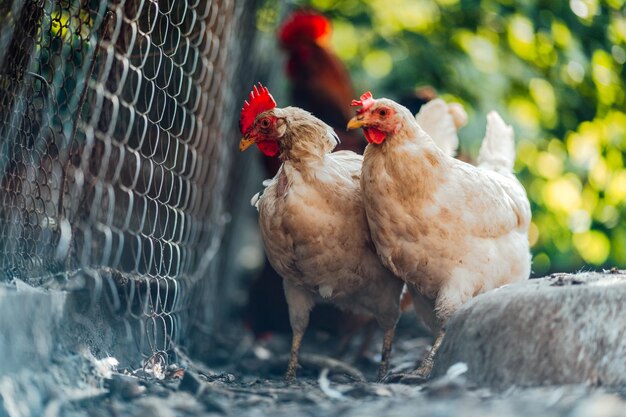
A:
[277,108,338,163]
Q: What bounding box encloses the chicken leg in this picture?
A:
[377,327,395,381]
[284,281,314,381]
[382,329,445,384]
[388,329,445,384]
[286,331,304,381]
[413,329,445,378]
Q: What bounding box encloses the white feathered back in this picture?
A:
[477,111,516,174]
[415,98,467,157]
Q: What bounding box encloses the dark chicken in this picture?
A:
[279,10,362,154]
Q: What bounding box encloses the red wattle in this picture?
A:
[257,140,280,157]
[363,127,386,144]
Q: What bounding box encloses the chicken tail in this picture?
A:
[477,111,515,174]
[415,99,465,157]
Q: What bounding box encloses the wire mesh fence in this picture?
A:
[0,0,258,363]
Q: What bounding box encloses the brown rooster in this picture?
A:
[279,9,362,154]
[239,84,404,381]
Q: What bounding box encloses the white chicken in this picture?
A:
[239,84,466,381]
[348,92,531,380]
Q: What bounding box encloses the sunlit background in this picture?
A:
[256,0,626,276]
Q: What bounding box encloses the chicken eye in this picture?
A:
[259,118,271,128]
[378,108,388,117]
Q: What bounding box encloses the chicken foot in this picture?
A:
[383,329,445,384]
[394,330,445,384]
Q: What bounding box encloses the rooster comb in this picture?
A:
[279,10,331,46]
[351,91,375,115]
[239,83,277,134]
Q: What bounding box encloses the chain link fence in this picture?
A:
[0,0,260,364]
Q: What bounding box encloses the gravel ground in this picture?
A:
[27,316,622,417]
[55,356,626,417]
[3,283,625,417]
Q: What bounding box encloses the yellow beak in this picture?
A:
[239,136,255,152]
[347,116,365,130]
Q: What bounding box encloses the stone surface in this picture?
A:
[0,281,67,374]
[0,280,146,416]
[432,271,626,389]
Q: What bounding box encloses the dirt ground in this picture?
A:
[35,314,625,417]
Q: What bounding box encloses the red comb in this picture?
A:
[239,83,277,134]
[279,10,331,46]
[351,91,375,114]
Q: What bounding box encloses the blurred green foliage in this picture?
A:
[269,0,626,276]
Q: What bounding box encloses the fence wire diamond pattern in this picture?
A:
[0,0,255,360]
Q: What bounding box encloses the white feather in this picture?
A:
[250,191,261,209]
[416,98,465,157]
[477,111,515,174]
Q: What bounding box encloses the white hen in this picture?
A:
[348,92,531,379]
[242,85,466,381]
